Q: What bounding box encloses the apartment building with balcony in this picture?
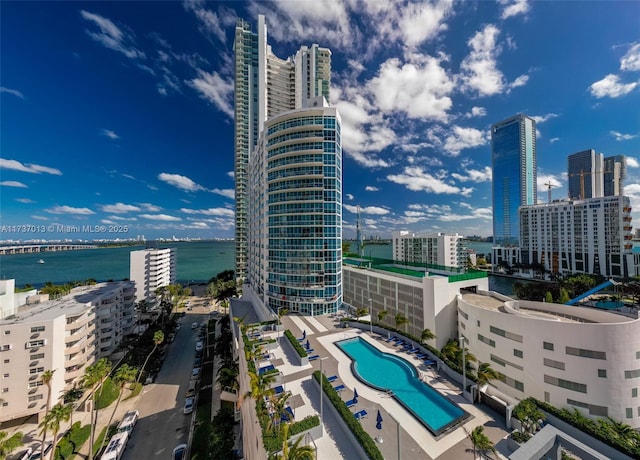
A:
[130,247,176,302]
[519,195,635,278]
[458,290,640,428]
[0,281,134,424]
[392,231,466,268]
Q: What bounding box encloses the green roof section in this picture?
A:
[343,255,488,282]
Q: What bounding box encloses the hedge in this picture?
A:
[284,330,308,358]
[312,371,383,460]
[530,398,640,458]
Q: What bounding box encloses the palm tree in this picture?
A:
[268,392,291,435]
[605,417,636,442]
[420,329,436,344]
[354,308,367,320]
[394,313,409,332]
[42,370,56,415]
[377,310,388,323]
[81,358,112,460]
[244,371,277,404]
[40,403,72,460]
[476,362,500,387]
[268,423,315,460]
[137,330,165,384]
[468,425,496,459]
[98,364,137,455]
[0,431,24,460]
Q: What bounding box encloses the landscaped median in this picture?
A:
[283,329,308,365]
[312,371,383,460]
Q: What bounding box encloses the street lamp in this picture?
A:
[459,336,466,400]
[368,298,373,336]
[276,306,283,342]
[319,357,329,435]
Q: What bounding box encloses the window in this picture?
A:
[477,320,481,327]
[544,375,587,393]
[2,374,8,379]
[1,388,7,393]
[544,391,550,403]
[30,353,45,360]
[477,334,496,348]
[3,359,8,364]
[0,344,12,351]
[489,326,523,343]
[26,340,45,348]
[567,399,608,416]
[30,326,45,333]
[544,358,565,370]
[29,367,45,375]
[543,342,554,351]
[598,369,607,378]
[633,388,638,398]
[566,347,606,360]
[625,369,640,379]
[3,331,9,335]
[626,408,633,419]
[28,381,43,388]
[514,349,523,358]
[28,394,43,402]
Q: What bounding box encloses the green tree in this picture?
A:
[476,362,500,387]
[269,423,315,460]
[513,399,545,435]
[468,425,496,460]
[559,288,571,304]
[420,329,436,344]
[377,310,388,323]
[137,330,164,384]
[0,431,23,460]
[244,371,277,404]
[208,406,238,459]
[40,403,72,460]
[355,308,368,320]
[545,291,553,303]
[98,364,137,455]
[41,369,56,446]
[81,357,112,460]
[394,313,409,332]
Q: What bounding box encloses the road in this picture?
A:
[123,311,206,459]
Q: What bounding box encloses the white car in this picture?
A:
[183,397,195,414]
[195,341,203,352]
[191,367,201,380]
[191,322,198,330]
[173,444,187,460]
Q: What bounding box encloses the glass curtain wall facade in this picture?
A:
[567,149,604,200]
[247,101,342,316]
[491,114,537,246]
[604,155,626,197]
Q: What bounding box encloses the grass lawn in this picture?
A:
[54,422,91,460]
[96,378,119,409]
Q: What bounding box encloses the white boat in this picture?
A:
[37,259,45,264]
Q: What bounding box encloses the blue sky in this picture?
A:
[1,1,639,242]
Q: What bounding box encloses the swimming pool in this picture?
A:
[336,337,467,436]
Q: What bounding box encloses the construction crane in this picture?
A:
[568,168,614,200]
[544,182,555,203]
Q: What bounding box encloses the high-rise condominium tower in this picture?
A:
[567,150,626,199]
[233,16,331,280]
[491,114,537,246]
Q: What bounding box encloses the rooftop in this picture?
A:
[343,256,487,282]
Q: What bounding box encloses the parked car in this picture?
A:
[17,448,32,460]
[193,357,202,367]
[195,341,203,352]
[191,322,198,329]
[167,333,175,343]
[172,443,187,460]
[183,397,195,414]
[28,444,52,460]
[191,367,201,380]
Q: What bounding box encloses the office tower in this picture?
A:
[392,231,465,268]
[246,97,342,316]
[233,16,331,281]
[520,195,634,277]
[491,114,537,246]
[130,248,176,302]
[604,154,626,196]
[567,149,604,199]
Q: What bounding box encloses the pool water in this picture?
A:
[337,337,466,435]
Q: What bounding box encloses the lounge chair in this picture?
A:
[402,343,413,350]
[423,359,437,366]
[333,384,345,392]
[385,336,397,343]
[272,385,284,395]
[308,355,320,361]
[305,348,314,353]
[415,353,426,359]
[354,409,368,420]
[345,399,357,408]
[327,375,338,383]
[280,406,294,422]
[407,347,419,354]
[258,364,275,375]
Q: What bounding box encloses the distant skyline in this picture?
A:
[1,1,639,241]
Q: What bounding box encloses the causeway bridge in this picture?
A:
[0,244,97,255]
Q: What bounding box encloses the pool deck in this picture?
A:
[273,313,511,460]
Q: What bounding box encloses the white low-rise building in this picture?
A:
[0,281,134,424]
[458,290,640,427]
[392,231,466,269]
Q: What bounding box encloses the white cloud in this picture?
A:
[187,69,234,118]
[180,207,235,217]
[451,166,492,182]
[465,106,487,118]
[427,125,489,156]
[211,188,235,199]
[369,55,453,120]
[139,213,182,221]
[109,215,138,221]
[32,215,48,221]
[396,0,453,47]
[1,181,27,188]
[549,137,560,143]
[343,204,389,215]
[531,113,558,124]
[509,74,529,89]
[589,74,637,98]
[138,203,162,212]
[345,193,354,200]
[101,129,119,139]
[537,174,562,194]
[620,43,640,72]
[365,186,379,192]
[0,158,62,175]
[80,10,145,59]
[16,198,34,203]
[459,25,505,96]
[387,167,473,196]
[183,1,235,43]
[226,171,235,180]
[101,202,141,213]
[158,173,205,192]
[101,219,117,225]
[498,0,530,19]
[610,130,638,141]
[439,206,492,221]
[1,87,24,99]
[626,157,639,168]
[46,205,95,215]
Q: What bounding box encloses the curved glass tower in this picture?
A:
[247,99,342,315]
